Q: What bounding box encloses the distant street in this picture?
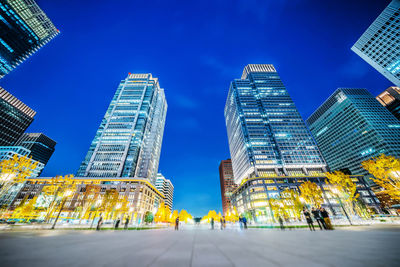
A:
[0,224,399,267]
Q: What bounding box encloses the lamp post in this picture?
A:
[331,187,352,225]
[51,190,72,229]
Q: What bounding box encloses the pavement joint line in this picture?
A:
[208,232,235,267]
[146,233,181,267]
[189,230,197,267]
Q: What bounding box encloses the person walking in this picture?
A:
[115,218,120,229]
[239,216,243,230]
[175,216,179,230]
[124,216,129,230]
[223,216,226,229]
[320,207,333,230]
[311,207,326,230]
[211,217,214,230]
[278,216,285,230]
[303,208,315,231]
[220,217,224,230]
[242,216,248,229]
[96,216,103,231]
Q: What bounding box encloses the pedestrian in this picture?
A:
[115,218,120,229]
[211,217,214,230]
[278,216,285,230]
[320,207,333,230]
[124,216,129,230]
[311,207,326,230]
[242,216,247,229]
[239,216,243,230]
[223,216,226,229]
[175,216,179,230]
[96,216,103,231]
[303,208,315,231]
[220,217,224,230]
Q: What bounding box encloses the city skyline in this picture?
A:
[0,0,394,216]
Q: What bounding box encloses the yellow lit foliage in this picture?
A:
[178,209,193,223]
[362,154,400,200]
[281,188,303,220]
[0,154,38,200]
[225,207,239,222]
[43,175,75,220]
[154,202,171,223]
[299,181,324,207]
[202,210,221,223]
[11,196,39,220]
[326,171,359,202]
[98,189,119,219]
[170,210,179,222]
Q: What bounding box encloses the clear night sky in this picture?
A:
[0,0,393,216]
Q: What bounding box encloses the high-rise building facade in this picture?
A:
[77,74,167,185]
[0,0,59,78]
[155,173,174,210]
[0,87,35,146]
[225,66,380,222]
[224,64,327,184]
[376,86,400,120]
[219,159,237,215]
[14,132,56,168]
[351,0,400,86]
[307,88,400,177]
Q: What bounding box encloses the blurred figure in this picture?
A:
[239,216,243,230]
[223,216,226,229]
[96,216,103,231]
[211,217,214,230]
[220,217,224,230]
[320,207,333,230]
[115,218,120,229]
[278,216,285,230]
[242,216,248,229]
[175,216,179,230]
[311,207,326,230]
[303,208,315,231]
[124,217,129,230]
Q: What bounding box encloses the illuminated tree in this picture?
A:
[299,181,324,207]
[0,155,38,207]
[362,154,400,200]
[11,195,39,221]
[225,207,239,222]
[326,171,359,202]
[170,210,179,223]
[178,209,193,223]
[97,189,119,220]
[281,188,303,220]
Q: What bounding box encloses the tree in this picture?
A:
[326,171,359,202]
[155,202,169,223]
[0,154,38,208]
[11,195,39,221]
[144,211,154,224]
[362,154,400,200]
[281,188,303,220]
[225,207,239,222]
[299,181,324,207]
[178,209,193,223]
[170,210,179,223]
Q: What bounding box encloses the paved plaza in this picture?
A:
[0,224,399,267]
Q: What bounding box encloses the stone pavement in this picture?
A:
[0,224,399,267]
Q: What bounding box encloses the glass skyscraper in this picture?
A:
[307,88,400,177]
[0,0,59,78]
[224,64,327,184]
[0,86,35,146]
[77,73,167,185]
[351,0,400,86]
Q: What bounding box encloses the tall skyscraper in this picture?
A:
[351,0,400,86]
[14,133,56,173]
[155,173,174,211]
[225,64,327,184]
[219,159,237,215]
[307,88,400,177]
[77,73,167,184]
[225,65,379,221]
[0,87,35,146]
[0,0,59,78]
[376,86,400,120]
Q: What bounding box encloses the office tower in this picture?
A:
[155,173,174,210]
[219,159,237,215]
[376,86,400,120]
[351,0,400,86]
[225,64,327,184]
[0,87,35,146]
[77,73,167,185]
[307,88,400,177]
[15,133,56,172]
[0,0,59,78]
[225,65,379,221]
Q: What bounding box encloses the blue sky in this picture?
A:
[0,0,393,216]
